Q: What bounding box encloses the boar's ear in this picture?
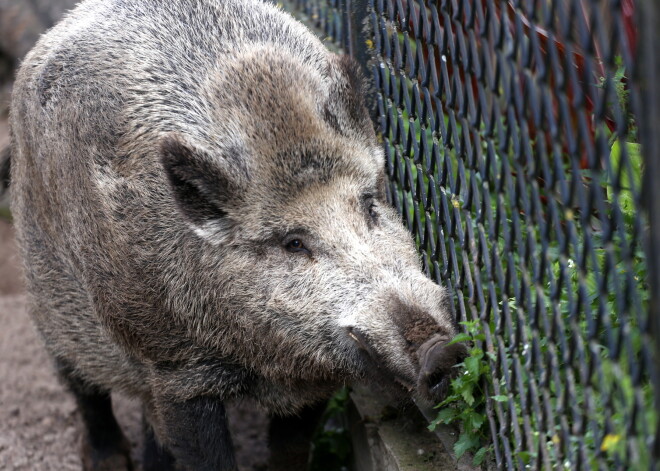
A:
[323,55,375,141]
[160,136,243,225]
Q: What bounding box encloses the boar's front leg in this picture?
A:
[54,358,133,471]
[154,395,237,471]
[142,413,176,471]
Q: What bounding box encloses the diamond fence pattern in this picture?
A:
[285,0,657,469]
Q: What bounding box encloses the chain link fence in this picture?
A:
[284,0,658,469]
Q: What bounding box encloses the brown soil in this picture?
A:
[0,220,270,470]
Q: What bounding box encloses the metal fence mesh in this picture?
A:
[286,0,656,469]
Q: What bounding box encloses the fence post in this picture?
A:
[638,0,660,467]
[342,0,371,71]
[341,0,378,121]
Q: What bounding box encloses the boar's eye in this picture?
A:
[368,201,377,219]
[363,195,378,222]
[284,238,310,255]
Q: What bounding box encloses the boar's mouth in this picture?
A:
[346,326,416,392]
[346,327,467,403]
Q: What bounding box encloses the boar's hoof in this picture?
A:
[416,334,468,403]
[81,434,134,471]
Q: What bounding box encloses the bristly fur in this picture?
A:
[9,1,464,468]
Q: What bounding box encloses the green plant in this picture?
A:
[598,56,637,143]
[428,320,493,466]
[309,387,353,471]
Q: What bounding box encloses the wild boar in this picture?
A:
[6,0,467,469]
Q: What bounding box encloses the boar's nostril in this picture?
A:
[416,334,468,403]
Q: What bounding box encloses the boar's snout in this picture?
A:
[416,334,468,403]
[345,322,468,404]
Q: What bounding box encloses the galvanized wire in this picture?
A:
[287,0,656,469]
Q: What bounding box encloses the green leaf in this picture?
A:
[454,432,481,459]
[436,393,460,408]
[473,446,489,465]
[464,356,481,379]
[608,141,642,217]
[438,407,460,423]
[459,320,480,335]
[516,451,534,465]
[451,375,465,391]
[491,395,508,402]
[463,410,486,432]
[461,388,475,406]
[432,407,460,426]
[448,332,472,345]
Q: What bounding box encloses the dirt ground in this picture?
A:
[0,201,270,470]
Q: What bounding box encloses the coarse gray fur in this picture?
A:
[9,0,465,469]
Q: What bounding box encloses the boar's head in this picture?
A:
[159,46,466,411]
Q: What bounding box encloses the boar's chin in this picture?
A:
[346,328,467,405]
[346,327,416,397]
[351,361,415,404]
